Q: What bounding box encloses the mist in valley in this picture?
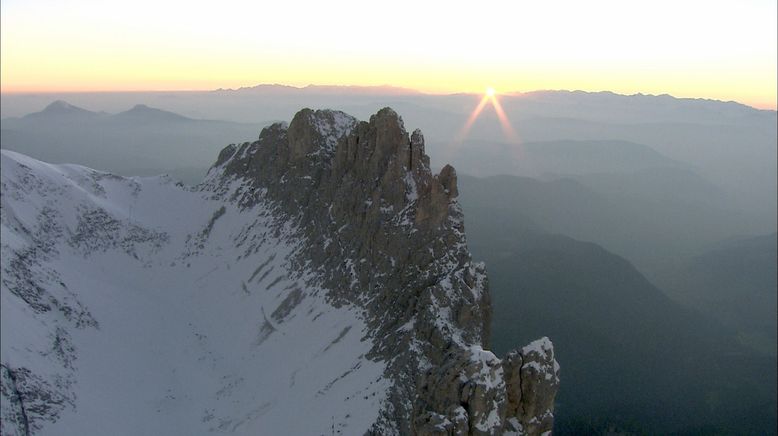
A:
[2,87,776,434]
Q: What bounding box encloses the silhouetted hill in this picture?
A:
[1,102,263,182]
[458,176,777,434]
[110,104,193,123]
[658,233,777,356]
[458,173,758,278]
[465,230,776,434]
[572,166,725,207]
[447,139,684,178]
[21,100,103,121]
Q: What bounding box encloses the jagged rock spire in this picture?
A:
[207,107,559,435]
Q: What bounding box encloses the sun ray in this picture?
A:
[460,94,491,139]
[446,88,523,163]
[490,94,519,143]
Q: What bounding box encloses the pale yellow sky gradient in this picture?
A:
[2,0,776,109]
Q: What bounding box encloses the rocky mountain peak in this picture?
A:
[1,107,557,435]
[24,100,95,119]
[112,104,191,122]
[288,108,357,157]
[45,100,78,111]
[206,107,559,434]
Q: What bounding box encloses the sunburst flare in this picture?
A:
[453,88,520,145]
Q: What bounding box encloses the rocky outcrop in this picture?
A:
[1,106,557,435]
[206,107,560,434]
[1,364,74,436]
[503,339,560,435]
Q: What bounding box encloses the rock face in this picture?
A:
[207,107,560,434]
[0,107,558,435]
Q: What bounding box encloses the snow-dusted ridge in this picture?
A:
[1,107,559,435]
[1,150,386,435]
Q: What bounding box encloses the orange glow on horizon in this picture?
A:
[1,76,775,112]
[1,78,773,111]
[1,0,774,110]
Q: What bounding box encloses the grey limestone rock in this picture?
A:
[1,364,74,436]
[206,107,560,435]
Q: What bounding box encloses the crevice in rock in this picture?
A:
[2,363,31,436]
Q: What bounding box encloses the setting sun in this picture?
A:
[453,85,518,147]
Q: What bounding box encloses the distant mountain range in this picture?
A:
[1,101,262,179]
[214,83,422,95]
[18,100,193,122]
[3,86,773,122]
[4,91,774,212]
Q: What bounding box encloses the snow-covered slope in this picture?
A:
[1,149,387,435]
[1,107,559,435]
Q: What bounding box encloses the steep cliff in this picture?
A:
[0,107,558,435]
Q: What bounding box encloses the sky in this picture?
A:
[1,0,776,109]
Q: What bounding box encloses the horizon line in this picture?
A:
[1,84,775,111]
